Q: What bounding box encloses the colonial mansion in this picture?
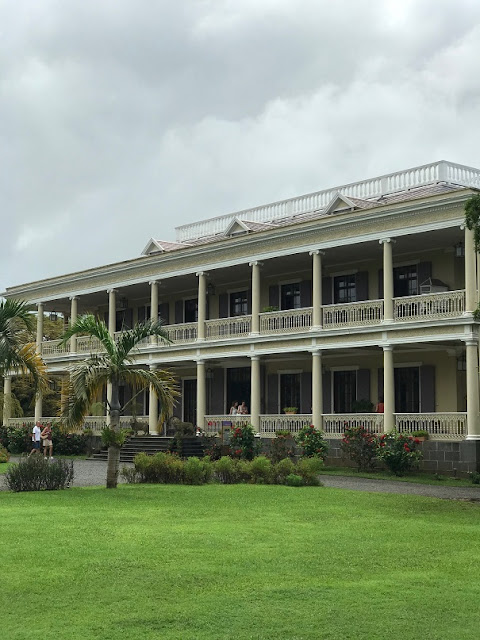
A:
[3,160,480,471]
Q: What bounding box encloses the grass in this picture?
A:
[0,462,12,474]
[1,485,480,639]
[320,465,476,487]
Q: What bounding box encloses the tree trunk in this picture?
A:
[106,380,121,489]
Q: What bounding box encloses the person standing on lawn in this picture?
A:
[29,422,42,456]
[41,422,53,459]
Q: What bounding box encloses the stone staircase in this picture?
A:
[89,435,205,463]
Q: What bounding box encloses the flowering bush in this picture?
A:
[269,430,295,463]
[295,425,328,459]
[376,431,423,476]
[341,426,379,471]
[229,424,260,460]
[0,446,10,463]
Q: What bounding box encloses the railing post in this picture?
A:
[383,344,395,432]
[310,250,324,329]
[465,339,480,439]
[311,349,323,429]
[379,238,395,322]
[250,355,261,430]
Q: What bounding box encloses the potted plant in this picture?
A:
[262,306,279,312]
[283,407,298,415]
[411,430,429,442]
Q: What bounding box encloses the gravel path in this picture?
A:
[2,459,480,500]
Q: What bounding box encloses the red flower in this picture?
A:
[414,438,420,444]
[403,444,410,452]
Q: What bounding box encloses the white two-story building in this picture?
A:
[3,160,480,472]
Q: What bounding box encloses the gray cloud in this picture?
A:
[1,0,480,292]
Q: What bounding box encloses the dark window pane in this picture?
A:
[333,274,356,304]
[333,371,357,413]
[281,283,301,310]
[393,265,418,297]
[394,367,419,412]
[280,373,301,410]
[230,291,248,317]
[184,298,198,323]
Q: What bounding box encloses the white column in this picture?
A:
[383,345,395,433]
[107,289,116,336]
[465,339,480,439]
[70,296,78,353]
[250,355,261,431]
[380,238,394,322]
[465,226,476,313]
[106,290,116,425]
[249,261,262,335]
[149,364,159,435]
[310,251,324,329]
[311,350,323,429]
[35,303,44,422]
[3,375,12,424]
[196,272,206,340]
[196,360,206,429]
[150,280,159,344]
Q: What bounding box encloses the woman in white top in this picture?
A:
[229,401,239,415]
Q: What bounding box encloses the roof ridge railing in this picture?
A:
[175,160,480,242]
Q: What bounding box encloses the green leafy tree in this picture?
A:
[0,299,48,419]
[60,315,178,489]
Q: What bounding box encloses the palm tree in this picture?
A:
[0,299,48,413]
[60,314,178,489]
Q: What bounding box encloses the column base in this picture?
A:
[196,338,205,342]
[309,325,323,331]
[249,332,260,337]
[466,435,480,441]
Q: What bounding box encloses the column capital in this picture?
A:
[463,338,478,347]
[149,279,160,286]
[37,301,44,309]
[149,363,158,371]
[311,349,323,357]
[250,355,261,362]
[249,261,263,268]
[460,223,466,231]
[195,358,206,365]
[69,295,78,301]
[379,238,396,245]
[309,249,325,257]
[107,288,117,294]
[381,344,394,351]
[196,271,208,278]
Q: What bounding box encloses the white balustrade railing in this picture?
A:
[260,308,312,334]
[176,161,480,242]
[394,290,465,321]
[164,322,198,343]
[206,316,252,340]
[204,415,251,433]
[76,335,103,354]
[259,414,312,435]
[323,300,384,328]
[322,414,384,436]
[42,340,70,358]
[395,413,467,439]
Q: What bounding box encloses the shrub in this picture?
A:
[341,426,379,471]
[213,456,244,484]
[50,424,89,456]
[411,430,429,440]
[295,425,328,459]
[246,456,273,484]
[377,431,423,476]
[203,436,227,461]
[121,466,139,484]
[274,458,296,484]
[269,431,295,463]
[286,473,304,487]
[101,427,128,448]
[184,457,213,485]
[470,471,480,485]
[297,457,324,486]
[0,446,10,463]
[133,451,184,483]
[5,456,74,492]
[5,424,31,454]
[230,424,260,460]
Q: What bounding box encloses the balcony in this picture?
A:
[40,289,467,358]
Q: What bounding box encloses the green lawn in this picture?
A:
[1,485,479,640]
[319,465,476,487]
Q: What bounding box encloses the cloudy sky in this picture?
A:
[2,0,480,294]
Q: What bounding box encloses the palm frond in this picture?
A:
[115,320,172,361]
[60,314,116,359]
[122,368,179,417]
[62,358,112,428]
